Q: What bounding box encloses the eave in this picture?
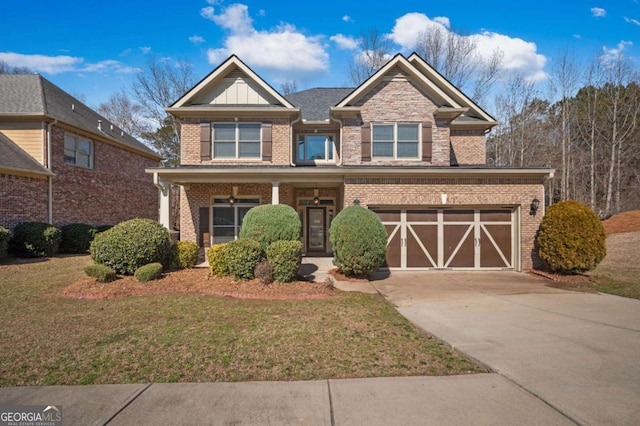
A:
[0,166,54,179]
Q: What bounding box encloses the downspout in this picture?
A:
[289,113,302,167]
[329,111,343,166]
[46,119,58,224]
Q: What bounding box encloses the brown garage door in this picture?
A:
[374,208,515,270]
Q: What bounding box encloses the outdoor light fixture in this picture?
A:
[353,198,360,205]
[530,198,540,216]
[313,188,320,205]
[228,195,236,205]
[229,186,238,205]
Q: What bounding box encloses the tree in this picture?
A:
[0,61,32,74]
[348,29,392,85]
[280,80,299,95]
[97,90,151,139]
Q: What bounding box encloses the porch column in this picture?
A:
[271,181,280,204]
[158,179,171,229]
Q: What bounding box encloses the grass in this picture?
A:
[0,255,483,386]
[587,232,640,300]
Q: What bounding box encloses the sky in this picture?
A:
[1,0,638,114]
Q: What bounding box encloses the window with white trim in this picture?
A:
[297,134,335,163]
[211,198,260,244]
[372,123,420,159]
[213,123,261,159]
[64,133,93,168]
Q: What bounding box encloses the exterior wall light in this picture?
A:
[353,198,360,205]
[228,195,236,205]
[530,198,540,216]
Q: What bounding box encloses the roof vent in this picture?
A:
[71,104,75,111]
[98,120,103,132]
[110,124,114,131]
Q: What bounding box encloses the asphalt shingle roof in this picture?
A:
[0,132,52,176]
[0,74,159,159]
[285,88,354,121]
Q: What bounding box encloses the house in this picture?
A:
[147,54,554,271]
[0,74,161,230]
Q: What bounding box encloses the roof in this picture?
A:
[0,132,53,177]
[0,74,159,159]
[285,88,354,121]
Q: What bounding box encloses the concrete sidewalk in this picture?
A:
[0,374,573,425]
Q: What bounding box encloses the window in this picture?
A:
[64,133,93,168]
[211,198,260,244]
[297,135,335,163]
[213,123,261,159]
[372,123,420,159]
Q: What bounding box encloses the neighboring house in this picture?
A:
[148,54,554,271]
[0,74,161,230]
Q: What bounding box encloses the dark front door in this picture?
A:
[307,208,326,252]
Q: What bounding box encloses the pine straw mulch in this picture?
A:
[602,210,640,235]
[62,267,341,300]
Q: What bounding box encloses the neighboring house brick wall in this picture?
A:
[180,117,291,166]
[50,125,158,226]
[0,174,49,229]
[450,130,486,165]
[343,177,545,270]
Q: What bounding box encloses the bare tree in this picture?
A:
[348,29,392,85]
[97,90,151,139]
[280,80,299,95]
[0,60,32,74]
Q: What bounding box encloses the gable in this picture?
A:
[189,68,279,106]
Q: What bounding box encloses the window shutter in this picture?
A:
[262,122,272,161]
[199,207,210,248]
[422,122,433,162]
[200,123,211,161]
[361,123,371,162]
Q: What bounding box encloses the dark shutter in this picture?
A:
[200,123,211,161]
[422,122,433,162]
[361,123,371,162]
[199,207,210,248]
[262,122,272,161]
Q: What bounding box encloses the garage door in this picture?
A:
[373,208,516,270]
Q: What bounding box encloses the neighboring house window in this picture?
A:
[212,197,260,244]
[213,123,261,159]
[372,123,420,159]
[297,135,335,163]
[64,133,93,168]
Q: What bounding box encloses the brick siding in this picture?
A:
[0,174,49,229]
[450,130,486,165]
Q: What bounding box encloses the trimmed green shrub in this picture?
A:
[84,264,117,283]
[60,223,98,254]
[329,205,387,277]
[134,262,164,282]
[171,241,200,270]
[90,218,171,275]
[266,240,302,283]
[254,260,274,285]
[239,204,301,250]
[225,238,262,280]
[9,222,62,258]
[537,200,606,274]
[0,226,9,261]
[208,243,229,277]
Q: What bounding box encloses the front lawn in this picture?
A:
[588,232,640,300]
[0,256,484,386]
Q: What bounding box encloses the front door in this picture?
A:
[307,208,326,252]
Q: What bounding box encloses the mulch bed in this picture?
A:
[529,269,599,293]
[602,210,640,235]
[62,268,341,300]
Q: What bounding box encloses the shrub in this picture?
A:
[171,241,200,270]
[95,224,113,233]
[134,263,164,282]
[60,223,98,254]
[9,222,62,258]
[254,260,274,285]
[90,218,171,275]
[225,238,262,280]
[208,243,229,277]
[239,204,301,250]
[84,264,117,283]
[536,200,606,274]
[0,226,9,261]
[329,205,387,278]
[266,240,302,283]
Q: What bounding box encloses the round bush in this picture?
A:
[536,200,606,274]
[224,238,262,280]
[207,243,229,277]
[60,223,98,254]
[90,218,171,275]
[0,226,10,261]
[171,241,200,269]
[266,240,302,283]
[239,204,301,250]
[84,264,117,283]
[9,222,62,258]
[134,263,164,282]
[329,205,388,277]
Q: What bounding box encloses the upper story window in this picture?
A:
[372,123,420,159]
[297,134,335,164]
[64,133,93,169]
[213,123,261,159]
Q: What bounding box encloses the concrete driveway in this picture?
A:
[372,272,640,426]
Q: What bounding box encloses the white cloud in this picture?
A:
[189,35,206,44]
[591,7,606,17]
[0,52,81,74]
[342,15,353,23]
[601,40,633,62]
[574,34,582,39]
[389,12,547,82]
[80,60,141,74]
[624,16,640,26]
[433,16,450,28]
[201,6,216,21]
[331,34,359,50]
[203,4,329,78]
[139,46,151,54]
